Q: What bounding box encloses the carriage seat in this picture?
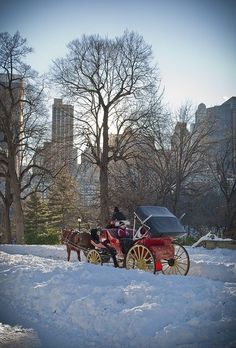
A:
[107,228,133,239]
[124,228,133,238]
[107,228,119,239]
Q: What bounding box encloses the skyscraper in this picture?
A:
[52,98,73,143]
[34,98,78,183]
[51,98,77,174]
[194,97,236,173]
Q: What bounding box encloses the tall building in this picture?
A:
[33,98,78,199]
[78,147,100,207]
[52,98,76,173]
[171,122,189,150]
[194,97,236,173]
[52,98,73,143]
[35,98,78,176]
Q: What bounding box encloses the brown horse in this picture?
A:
[61,229,94,261]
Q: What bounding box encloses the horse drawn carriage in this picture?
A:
[61,206,190,275]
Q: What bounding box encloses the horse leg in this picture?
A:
[67,245,71,261]
[77,248,81,262]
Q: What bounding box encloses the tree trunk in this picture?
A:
[3,175,12,243]
[173,175,182,215]
[12,195,24,244]
[99,164,109,224]
[8,153,24,244]
[3,204,11,243]
[99,108,109,224]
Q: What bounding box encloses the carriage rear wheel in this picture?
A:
[160,242,190,276]
[125,244,156,274]
[87,249,102,265]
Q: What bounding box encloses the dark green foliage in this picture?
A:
[47,170,80,230]
[24,193,59,244]
[176,234,200,246]
[23,171,81,245]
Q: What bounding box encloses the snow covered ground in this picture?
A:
[0,244,235,348]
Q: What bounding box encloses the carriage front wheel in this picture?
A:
[125,244,156,274]
[87,249,102,265]
[160,242,190,276]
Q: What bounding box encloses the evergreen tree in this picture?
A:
[24,193,59,244]
[47,170,80,230]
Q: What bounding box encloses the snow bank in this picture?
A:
[0,245,235,348]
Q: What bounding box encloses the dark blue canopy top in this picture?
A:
[135,206,185,237]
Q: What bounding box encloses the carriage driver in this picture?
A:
[110,207,126,227]
[112,207,126,221]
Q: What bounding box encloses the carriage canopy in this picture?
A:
[135,206,186,237]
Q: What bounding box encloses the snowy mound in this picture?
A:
[0,245,235,348]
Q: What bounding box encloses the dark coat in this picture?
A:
[112,211,126,221]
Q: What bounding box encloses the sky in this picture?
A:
[0,242,236,347]
[0,0,235,111]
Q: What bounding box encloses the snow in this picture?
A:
[0,244,235,348]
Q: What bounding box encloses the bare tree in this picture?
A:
[0,31,49,243]
[144,103,213,215]
[109,157,158,217]
[51,31,161,223]
[0,149,12,242]
[208,138,236,237]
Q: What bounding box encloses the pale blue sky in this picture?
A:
[1,0,235,110]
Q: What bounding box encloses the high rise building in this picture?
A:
[171,122,189,150]
[78,147,100,207]
[51,98,76,172]
[194,97,236,173]
[33,98,78,197]
[52,98,73,143]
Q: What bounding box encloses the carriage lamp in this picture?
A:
[78,218,82,230]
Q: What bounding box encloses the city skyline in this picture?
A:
[1,0,235,111]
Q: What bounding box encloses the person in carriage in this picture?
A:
[102,220,132,267]
[117,221,129,238]
[103,208,131,266]
[112,207,126,221]
[107,207,127,227]
[117,221,133,254]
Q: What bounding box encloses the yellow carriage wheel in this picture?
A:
[125,244,156,274]
[87,249,102,265]
[160,242,190,276]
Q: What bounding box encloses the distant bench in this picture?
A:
[201,239,236,250]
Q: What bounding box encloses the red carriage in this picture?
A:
[62,206,190,275]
